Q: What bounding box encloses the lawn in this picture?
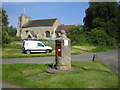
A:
[1,45,91,59]
[2,44,118,59]
[2,49,55,59]
[2,61,118,88]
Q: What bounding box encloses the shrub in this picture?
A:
[67,25,89,45]
[12,36,21,41]
[87,28,116,46]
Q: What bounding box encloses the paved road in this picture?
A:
[2,49,119,74]
[2,49,119,88]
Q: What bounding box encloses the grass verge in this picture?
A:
[2,44,118,59]
[2,49,55,59]
[2,61,118,88]
[91,45,118,52]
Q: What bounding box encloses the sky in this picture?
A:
[2,2,89,28]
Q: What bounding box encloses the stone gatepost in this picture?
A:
[55,30,71,70]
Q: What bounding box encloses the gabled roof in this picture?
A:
[22,18,57,28]
[30,31,36,37]
[55,25,75,32]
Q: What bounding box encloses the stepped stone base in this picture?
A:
[46,67,78,74]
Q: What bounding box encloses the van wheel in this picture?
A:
[26,50,31,54]
[46,50,50,53]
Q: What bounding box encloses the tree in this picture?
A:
[67,25,88,45]
[8,26,17,37]
[0,9,2,45]
[117,4,120,43]
[83,2,119,44]
[87,28,116,46]
[84,2,119,31]
[2,8,11,44]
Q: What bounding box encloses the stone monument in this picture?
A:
[55,30,71,70]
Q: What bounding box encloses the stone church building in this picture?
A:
[16,14,75,39]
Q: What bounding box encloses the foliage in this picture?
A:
[2,61,118,88]
[0,9,2,43]
[2,9,11,44]
[87,28,117,46]
[83,2,119,44]
[12,36,21,41]
[67,25,89,45]
[84,2,118,31]
[2,32,12,44]
[8,26,17,37]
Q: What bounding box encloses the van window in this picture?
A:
[37,43,44,47]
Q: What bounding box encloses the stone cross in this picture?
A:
[55,30,71,70]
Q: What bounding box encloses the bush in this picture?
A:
[87,28,116,46]
[8,26,17,37]
[67,25,89,45]
[2,32,12,44]
[12,36,21,41]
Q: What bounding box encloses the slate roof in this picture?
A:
[55,25,75,32]
[22,18,57,28]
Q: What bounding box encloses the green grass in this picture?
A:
[2,44,22,49]
[2,61,118,88]
[2,44,118,59]
[91,45,118,52]
[2,49,55,59]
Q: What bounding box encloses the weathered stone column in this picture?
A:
[55,30,71,70]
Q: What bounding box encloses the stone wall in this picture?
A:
[17,14,61,39]
[21,26,54,39]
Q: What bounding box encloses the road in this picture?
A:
[2,49,119,88]
[2,49,119,74]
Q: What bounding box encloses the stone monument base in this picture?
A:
[46,67,78,74]
[56,66,71,70]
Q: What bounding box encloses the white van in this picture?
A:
[22,40,52,54]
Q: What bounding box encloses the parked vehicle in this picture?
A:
[22,40,52,54]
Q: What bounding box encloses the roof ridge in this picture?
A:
[31,18,58,22]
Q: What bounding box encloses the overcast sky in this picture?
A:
[2,2,89,28]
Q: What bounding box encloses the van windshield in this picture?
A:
[37,43,44,47]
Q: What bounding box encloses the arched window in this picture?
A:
[46,31,50,38]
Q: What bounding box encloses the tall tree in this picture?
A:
[0,9,2,46]
[117,4,120,43]
[2,8,11,44]
[83,2,118,31]
[83,2,120,44]
[2,8,9,33]
[8,26,17,37]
